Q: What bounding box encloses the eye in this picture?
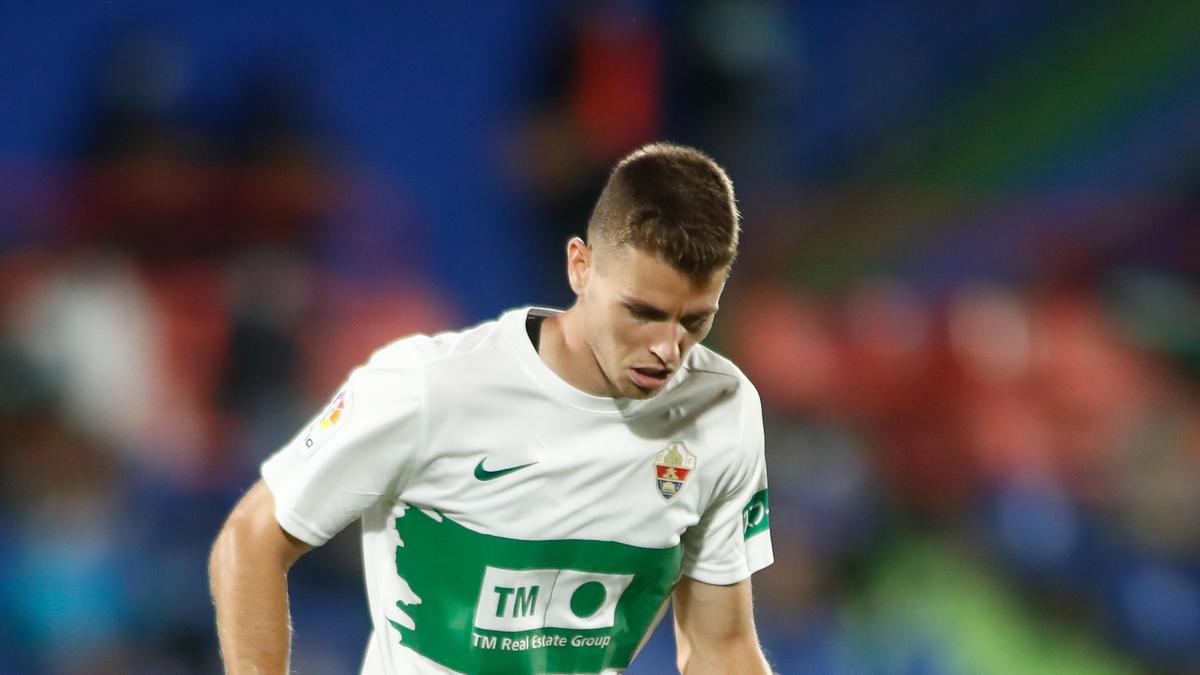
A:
[683,316,710,332]
[627,305,659,322]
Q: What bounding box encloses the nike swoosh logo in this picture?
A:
[474,459,538,481]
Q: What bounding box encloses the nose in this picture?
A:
[649,324,683,368]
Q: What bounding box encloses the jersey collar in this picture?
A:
[502,306,681,416]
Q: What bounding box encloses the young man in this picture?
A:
[209,143,774,674]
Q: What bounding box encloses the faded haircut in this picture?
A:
[586,142,740,280]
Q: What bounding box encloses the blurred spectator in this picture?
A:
[507,1,666,303]
[669,0,802,189]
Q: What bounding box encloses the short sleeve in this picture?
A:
[261,346,425,547]
[680,383,773,585]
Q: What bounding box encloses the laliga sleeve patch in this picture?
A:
[742,489,770,539]
[297,389,351,458]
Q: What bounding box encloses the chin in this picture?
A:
[624,382,663,400]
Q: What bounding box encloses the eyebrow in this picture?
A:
[620,296,717,323]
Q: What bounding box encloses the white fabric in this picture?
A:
[261,307,773,674]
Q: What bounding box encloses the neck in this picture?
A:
[540,305,614,397]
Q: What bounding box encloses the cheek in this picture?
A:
[591,309,626,356]
[612,317,649,352]
[676,327,707,358]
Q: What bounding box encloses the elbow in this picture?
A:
[677,636,771,674]
[208,516,250,594]
[675,636,691,674]
[211,480,312,579]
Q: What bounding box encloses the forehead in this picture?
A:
[597,245,726,309]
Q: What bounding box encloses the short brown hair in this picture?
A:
[586,142,740,279]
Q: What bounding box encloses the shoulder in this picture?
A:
[682,344,762,413]
[332,316,509,423]
[671,346,765,504]
[362,314,506,374]
[682,345,765,471]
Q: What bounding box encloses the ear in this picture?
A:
[566,237,592,297]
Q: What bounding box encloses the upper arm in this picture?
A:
[260,353,427,546]
[212,478,312,570]
[672,575,770,674]
[680,381,773,585]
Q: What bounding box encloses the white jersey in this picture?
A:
[262,307,773,674]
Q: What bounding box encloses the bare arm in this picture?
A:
[209,479,313,674]
[673,576,772,675]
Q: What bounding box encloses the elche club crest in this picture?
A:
[654,442,696,502]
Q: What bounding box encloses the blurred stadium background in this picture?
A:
[2,1,1200,673]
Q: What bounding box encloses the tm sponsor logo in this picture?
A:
[470,566,632,651]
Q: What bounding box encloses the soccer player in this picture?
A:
[209,142,774,674]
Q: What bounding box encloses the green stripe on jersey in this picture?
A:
[389,507,682,673]
[742,489,770,539]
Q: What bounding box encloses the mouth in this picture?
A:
[630,366,672,390]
